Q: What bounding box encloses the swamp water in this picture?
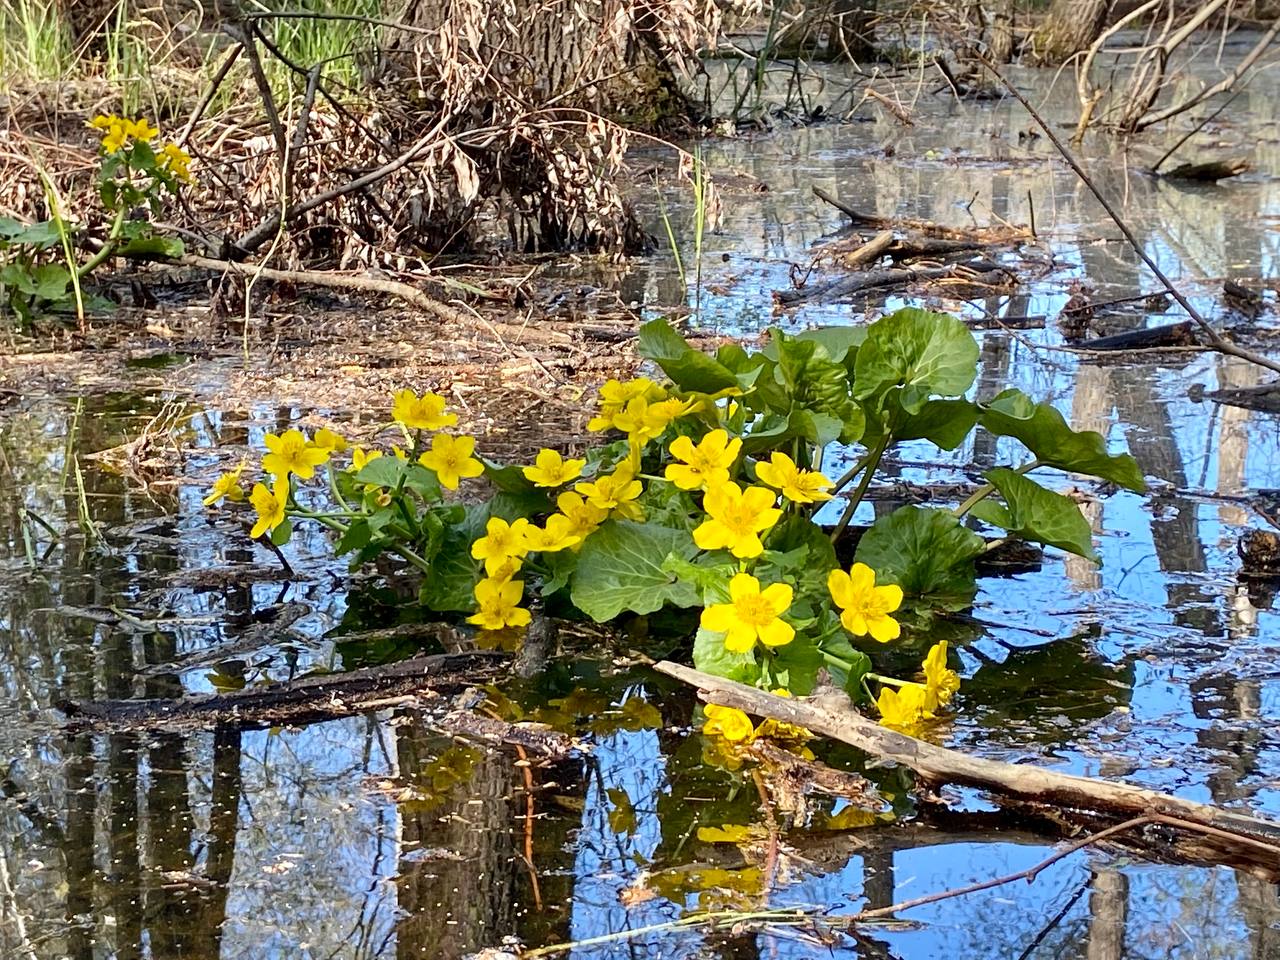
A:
[2,49,1280,959]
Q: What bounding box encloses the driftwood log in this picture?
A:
[62,652,501,731]
[813,186,1029,243]
[1075,321,1197,351]
[777,262,1013,306]
[655,661,1280,878]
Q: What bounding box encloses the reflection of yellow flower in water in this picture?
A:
[754,451,833,504]
[876,682,933,731]
[417,433,484,490]
[922,640,960,710]
[522,514,581,553]
[248,478,289,539]
[468,576,531,631]
[828,562,903,642]
[471,516,531,575]
[391,388,456,431]
[666,429,741,491]
[522,448,585,487]
[203,463,246,506]
[693,482,782,559]
[575,465,643,521]
[702,703,755,742]
[700,573,794,652]
[263,429,329,480]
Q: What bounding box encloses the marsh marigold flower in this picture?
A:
[700,573,794,653]
[876,682,933,731]
[523,514,581,553]
[468,576,531,631]
[555,491,608,541]
[755,451,833,504]
[418,433,484,490]
[702,704,755,743]
[471,516,531,576]
[692,482,782,559]
[203,463,246,506]
[263,429,329,480]
[159,142,192,182]
[311,427,348,455]
[126,118,158,141]
[575,465,643,521]
[391,388,457,431]
[523,449,585,487]
[666,429,741,491]
[248,478,289,539]
[922,640,960,710]
[828,562,904,642]
[587,377,666,432]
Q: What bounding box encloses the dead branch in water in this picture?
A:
[813,187,1029,242]
[978,55,1280,378]
[777,262,1014,306]
[654,661,1280,879]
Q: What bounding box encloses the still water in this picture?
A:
[1,40,1279,960]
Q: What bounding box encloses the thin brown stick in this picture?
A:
[231,23,287,159]
[850,815,1154,921]
[977,54,1280,377]
[513,741,544,911]
[177,43,243,148]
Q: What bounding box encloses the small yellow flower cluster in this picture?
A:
[90,114,158,153]
[875,640,961,731]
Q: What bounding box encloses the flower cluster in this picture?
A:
[89,114,192,182]
[874,640,961,731]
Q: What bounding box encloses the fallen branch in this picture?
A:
[60,652,510,733]
[654,661,1280,878]
[1162,158,1251,182]
[777,263,1013,306]
[813,186,1028,243]
[166,253,573,346]
[1075,321,1197,351]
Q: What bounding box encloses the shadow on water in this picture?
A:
[3,43,1280,959]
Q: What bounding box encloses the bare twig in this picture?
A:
[177,42,243,148]
[977,55,1280,376]
[1151,90,1242,173]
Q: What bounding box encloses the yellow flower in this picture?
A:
[828,562,904,643]
[159,142,192,182]
[349,446,382,472]
[555,491,608,541]
[575,465,644,521]
[700,573,794,653]
[100,118,128,153]
[523,448,585,487]
[922,640,960,710]
[202,463,246,506]
[471,516,531,576]
[702,704,755,743]
[754,451,833,504]
[418,433,484,490]
[125,118,159,141]
[468,576,532,631]
[523,514,582,553]
[248,478,289,539]
[587,377,666,431]
[89,114,116,130]
[391,388,457,431]
[692,482,782,559]
[666,429,742,491]
[262,429,329,480]
[755,688,812,743]
[311,427,348,455]
[876,682,933,731]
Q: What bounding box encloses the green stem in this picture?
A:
[290,509,433,575]
[829,452,872,497]
[952,459,1043,518]
[830,436,889,543]
[75,205,128,280]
